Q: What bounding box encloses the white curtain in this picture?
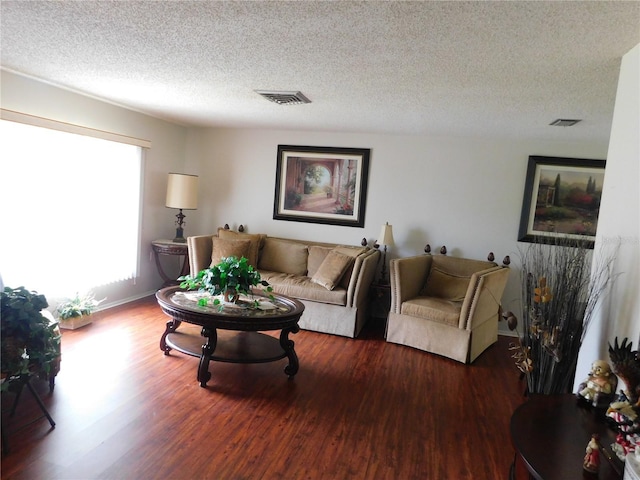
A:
[0,119,142,298]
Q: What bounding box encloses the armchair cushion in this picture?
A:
[210,238,252,267]
[401,297,461,327]
[311,250,353,290]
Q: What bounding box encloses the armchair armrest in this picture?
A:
[346,248,380,308]
[459,266,510,330]
[389,255,433,313]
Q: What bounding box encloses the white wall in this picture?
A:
[3,67,626,338]
[186,127,608,330]
[1,70,189,306]
[575,44,640,387]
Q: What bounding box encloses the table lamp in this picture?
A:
[377,222,394,284]
[165,173,198,243]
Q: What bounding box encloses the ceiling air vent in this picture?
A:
[550,119,581,127]
[255,90,311,105]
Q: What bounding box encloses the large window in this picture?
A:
[0,119,143,298]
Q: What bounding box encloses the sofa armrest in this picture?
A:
[187,235,215,275]
[346,249,380,307]
[389,255,433,313]
[459,266,510,330]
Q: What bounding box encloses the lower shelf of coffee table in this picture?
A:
[166,327,287,364]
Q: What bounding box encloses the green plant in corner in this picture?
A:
[1,286,61,390]
[56,291,104,320]
[179,256,273,308]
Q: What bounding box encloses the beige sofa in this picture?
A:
[386,252,510,363]
[186,228,381,338]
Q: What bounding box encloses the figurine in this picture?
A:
[609,337,640,406]
[577,359,618,408]
[607,338,640,434]
[583,434,600,474]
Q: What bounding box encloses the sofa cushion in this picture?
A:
[401,297,461,327]
[217,228,265,267]
[258,238,308,275]
[258,271,347,306]
[210,238,252,267]
[311,250,353,290]
[420,267,470,301]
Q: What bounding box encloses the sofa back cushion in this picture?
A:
[258,238,309,275]
[210,238,253,267]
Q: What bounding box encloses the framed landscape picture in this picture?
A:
[273,145,370,227]
[518,155,606,248]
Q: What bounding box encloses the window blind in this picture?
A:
[0,118,143,298]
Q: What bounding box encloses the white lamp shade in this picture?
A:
[166,173,198,209]
[378,222,394,246]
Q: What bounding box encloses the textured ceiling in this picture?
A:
[1,1,639,142]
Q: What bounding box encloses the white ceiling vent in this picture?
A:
[550,119,582,127]
[255,90,311,105]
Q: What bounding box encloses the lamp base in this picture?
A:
[173,227,186,243]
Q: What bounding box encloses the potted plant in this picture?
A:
[56,291,104,330]
[1,286,61,390]
[179,256,272,307]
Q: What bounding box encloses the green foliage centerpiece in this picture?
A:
[179,256,272,308]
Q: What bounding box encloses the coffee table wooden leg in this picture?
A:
[280,325,300,377]
[198,327,216,387]
[160,319,181,355]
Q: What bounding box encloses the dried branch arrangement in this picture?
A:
[504,237,618,395]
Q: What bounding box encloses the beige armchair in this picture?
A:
[386,250,510,363]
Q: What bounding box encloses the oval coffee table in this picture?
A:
[156,286,305,387]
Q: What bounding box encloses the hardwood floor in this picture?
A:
[1,296,525,479]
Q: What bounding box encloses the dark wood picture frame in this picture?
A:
[273,145,370,228]
[518,155,606,248]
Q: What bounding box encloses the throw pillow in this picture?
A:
[311,250,354,290]
[421,267,470,301]
[332,246,367,288]
[307,245,333,277]
[210,238,252,267]
[258,238,308,275]
[217,228,264,267]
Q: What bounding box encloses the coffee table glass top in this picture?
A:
[167,290,297,318]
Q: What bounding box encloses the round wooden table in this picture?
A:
[156,286,305,387]
[510,394,624,480]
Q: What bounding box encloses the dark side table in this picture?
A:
[369,281,391,324]
[510,394,623,480]
[151,240,190,287]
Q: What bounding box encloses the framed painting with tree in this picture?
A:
[273,145,370,227]
[518,155,606,248]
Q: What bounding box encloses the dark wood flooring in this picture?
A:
[1,296,525,479]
